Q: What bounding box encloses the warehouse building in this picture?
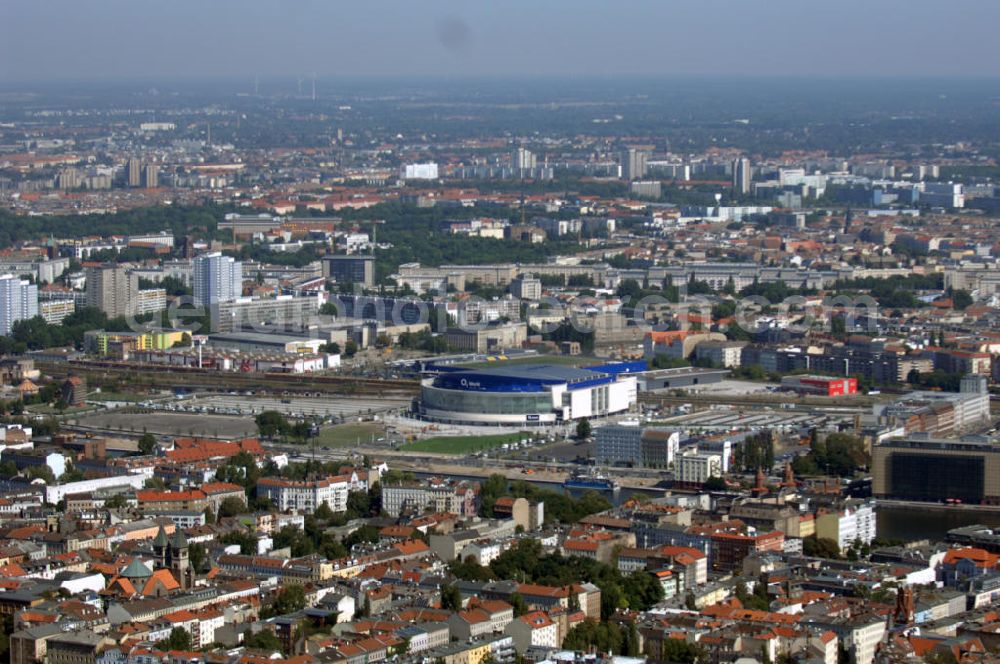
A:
[780,375,858,397]
[208,331,325,354]
[636,367,729,392]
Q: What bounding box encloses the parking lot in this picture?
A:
[660,406,832,432]
[683,379,779,396]
[71,411,256,439]
[150,394,411,420]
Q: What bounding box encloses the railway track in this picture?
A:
[35,359,421,397]
[638,392,878,410]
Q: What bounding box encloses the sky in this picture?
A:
[3,0,1000,83]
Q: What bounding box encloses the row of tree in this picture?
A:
[0,204,225,250]
[733,431,775,473]
[478,473,611,525]
[792,431,869,477]
[0,306,145,354]
[254,410,315,441]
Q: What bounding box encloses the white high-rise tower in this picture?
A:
[732,157,752,195]
[193,252,243,308]
[0,275,38,335]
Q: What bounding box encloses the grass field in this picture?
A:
[316,422,385,448]
[403,432,527,454]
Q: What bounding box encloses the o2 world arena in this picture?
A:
[418,362,642,426]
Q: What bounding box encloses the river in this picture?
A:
[875,504,1000,542]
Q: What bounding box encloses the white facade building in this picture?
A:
[400,163,439,180]
[510,274,543,300]
[256,476,350,514]
[459,539,505,566]
[506,612,559,653]
[44,452,67,479]
[40,298,75,325]
[140,122,176,132]
[381,479,479,518]
[677,452,722,485]
[134,288,167,315]
[0,275,38,335]
[694,340,745,368]
[815,501,877,552]
[193,252,243,308]
[45,473,150,504]
[732,157,751,195]
[342,233,370,251]
[512,147,536,170]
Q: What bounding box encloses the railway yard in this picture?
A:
[38,358,1000,495]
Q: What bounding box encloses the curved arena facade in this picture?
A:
[419,362,641,426]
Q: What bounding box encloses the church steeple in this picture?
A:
[170,526,190,589]
[153,524,169,569]
[170,526,187,550]
[783,461,797,488]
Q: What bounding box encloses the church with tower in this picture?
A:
[153,523,192,590]
[108,524,193,600]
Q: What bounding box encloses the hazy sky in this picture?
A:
[3,0,1000,83]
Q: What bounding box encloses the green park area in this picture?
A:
[316,422,385,448]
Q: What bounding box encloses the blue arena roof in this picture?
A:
[432,363,615,393]
[585,360,648,375]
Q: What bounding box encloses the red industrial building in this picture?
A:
[780,375,858,397]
